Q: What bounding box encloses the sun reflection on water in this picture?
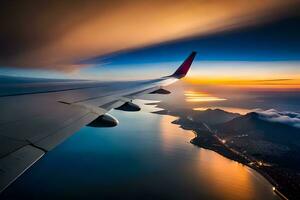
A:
[184,91,227,102]
[196,149,258,200]
[159,114,195,154]
[158,113,277,200]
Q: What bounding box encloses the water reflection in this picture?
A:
[197,150,256,200]
[1,100,279,200]
[159,115,195,154]
[184,91,227,102]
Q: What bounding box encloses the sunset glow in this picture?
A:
[185,77,300,90]
[180,61,300,90]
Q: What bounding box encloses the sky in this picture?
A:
[0,0,300,90]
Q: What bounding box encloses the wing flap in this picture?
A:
[0,145,45,192]
[0,136,28,158]
[34,112,98,151]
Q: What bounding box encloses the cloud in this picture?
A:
[254,109,300,128]
[0,0,299,70]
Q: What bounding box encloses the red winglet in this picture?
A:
[172,52,196,78]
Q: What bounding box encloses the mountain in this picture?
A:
[191,108,240,125]
[153,107,240,126]
[215,112,300,147]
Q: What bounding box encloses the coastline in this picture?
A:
[152,106,297,199]
[189,129,289,200]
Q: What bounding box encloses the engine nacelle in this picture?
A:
[87,113,118,127]
[115,102,141,112]
[150,88,171,94]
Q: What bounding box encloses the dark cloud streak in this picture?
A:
[0,0,299,70]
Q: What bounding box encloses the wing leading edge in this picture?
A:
[0,52,196,192]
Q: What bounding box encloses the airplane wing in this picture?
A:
[0,52,196,192]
